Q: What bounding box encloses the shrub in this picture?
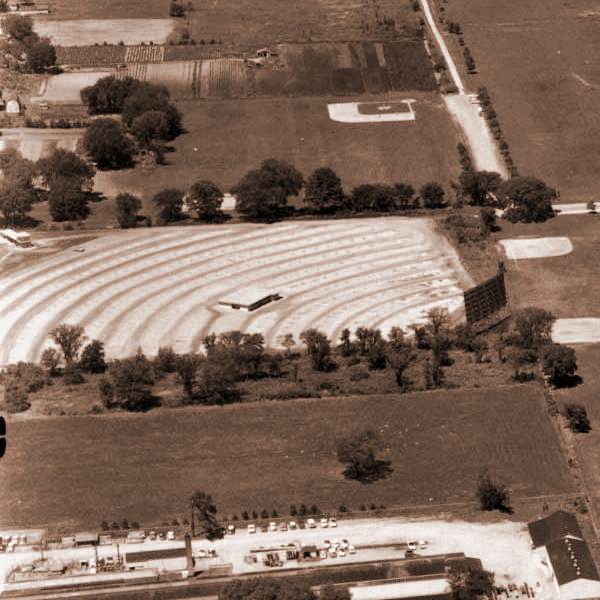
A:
[565,404,591,433]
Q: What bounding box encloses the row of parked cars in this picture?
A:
[0,535,26,553]
[242,517,337,535]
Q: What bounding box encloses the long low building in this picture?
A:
[528,511,600,600]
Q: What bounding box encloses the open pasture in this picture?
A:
[0,218,472,364]
[185,0,416,46]
[448,0,600,200]
[33,18,174,46]
[0,386,574,529]
[93,94,461,210]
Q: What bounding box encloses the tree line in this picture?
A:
[0,306,585,420]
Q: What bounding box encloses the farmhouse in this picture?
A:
[219,286,282,311]
[528,511,600,600]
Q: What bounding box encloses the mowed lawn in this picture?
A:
[497,215,600,318]
[91,93,460,226]
[448,0,600,201]
[0,386,573,531]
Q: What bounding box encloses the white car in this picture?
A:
[338,549,346,557]
[269,522,277,532]
[320,518,328,528]
[248,524,256,534]
[329,517,337,528]
[289,521,297,530]
[348,545,356,554]
[407,541,417,551]
[227,525,236,535]
[319,550,328,559]
[195,549,207,558]
[166,531,175,541]
[306,518,317,528]
[340,539,349,549]
[324,540,331,549]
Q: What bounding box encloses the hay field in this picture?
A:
[0,386,574,529]
[448,0,600,200]
[33,18,174,46]
[36,71,110,103]
[186,0,416,45]
[93,94,461,210]
[0,218,471,365]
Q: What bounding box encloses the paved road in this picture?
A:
[419,0,464,94]
[419,0,507,176]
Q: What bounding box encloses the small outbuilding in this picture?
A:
[74,532,98,546]
[219,286,281,311]
[5,99,20,114]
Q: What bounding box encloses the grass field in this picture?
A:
[41,0,170,20]
[447,0,600,200]
[92,93,461,214]
[33,18,174,46]
[0,386,574,530]
[497,215,600,318]
[185,0,417,46]
[0,218,471,364]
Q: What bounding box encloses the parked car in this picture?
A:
[405,549,416,558]
[158,532,166,540]
[329,549,337,558]
[289,521,297,530]
[340,539,349,549]
[261,525,268,533]
[196,549,207,558]
[320,518,328,528]
[227,525,236,535]
[324,540,331,549]
[338,549,346,557]
[279,522,287,531]
[348,544,356,554]
[147,532,156,541]
[248,524,256,534]
[407,541,417,551]
[319,549,328,559]
[166,531,175,541]
[307,518,317,528]
[329,517,337,528]
[269,522,277,532]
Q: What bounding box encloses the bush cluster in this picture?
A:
[477,87,518,176]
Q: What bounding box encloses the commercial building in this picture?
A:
[528,511,600,600]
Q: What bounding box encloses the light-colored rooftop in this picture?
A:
[350,578,450,600]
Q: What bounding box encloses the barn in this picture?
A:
[528,511,600,600]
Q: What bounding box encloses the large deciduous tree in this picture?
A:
[38,148,95,191]
[83,118,134,170]
[304,167,345,213]
[26,39,56,73]
[107,348,157,411]
[49,324,86,366]
[233,159,304,221]
[336,429,392,483]
[115,193,142,229]
[299,328,334,372]
[131,110,171,148]
[190,491,223,540]
[420,181,446,208]
[152,188,184,223]
[187,180,225,222]
[459,170,502,205]
[476,468,511,512]
[498,176,556,223]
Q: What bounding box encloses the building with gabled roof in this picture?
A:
[528,511,600,600]
[528,510,583,548]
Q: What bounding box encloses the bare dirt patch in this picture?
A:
[500,237,573,260]
[553,318,600,344]
[35,71,110,103]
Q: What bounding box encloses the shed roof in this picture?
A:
[528,510,583,548]
[546,537,600,586]
[74,532,97,543]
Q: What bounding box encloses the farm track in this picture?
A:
[0,220,471,364]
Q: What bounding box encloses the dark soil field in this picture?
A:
[44,0,170,20]
[446,0,600,201]
[0,386,574,531]
[90,93,460,226]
